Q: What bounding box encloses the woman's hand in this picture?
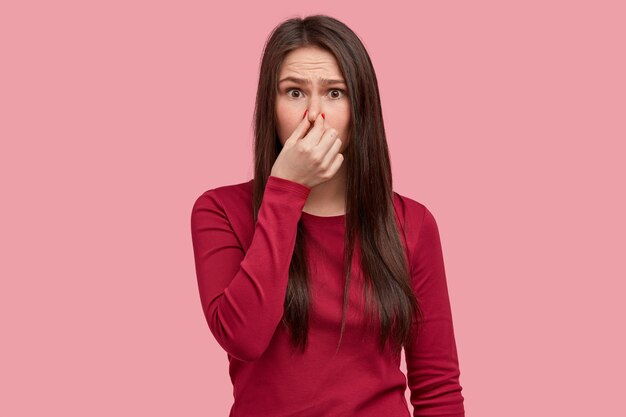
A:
[270,113,344,189]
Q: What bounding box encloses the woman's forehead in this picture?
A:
[281,47,338,67]
[279,52,342,81]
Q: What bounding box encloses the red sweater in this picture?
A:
[190,175,465,417]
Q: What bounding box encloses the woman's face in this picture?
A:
[275,46,351,151]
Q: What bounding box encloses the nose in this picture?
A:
[306,109,321,123]
[305,96,324,123]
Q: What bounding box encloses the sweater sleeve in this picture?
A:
[404,206,465,417]
[190,175,311,362]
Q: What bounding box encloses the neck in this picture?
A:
[302,162,347,216]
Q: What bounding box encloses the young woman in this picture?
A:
[191,15,466,417]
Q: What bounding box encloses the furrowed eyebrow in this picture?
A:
[278,76,346,86]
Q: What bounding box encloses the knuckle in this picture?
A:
[310,153,323,165]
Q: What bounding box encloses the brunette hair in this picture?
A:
[251,14,423,356]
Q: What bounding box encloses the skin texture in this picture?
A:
[275,46,351,216]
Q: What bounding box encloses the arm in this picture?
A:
[405,206,465,417]
[190,175,310,362]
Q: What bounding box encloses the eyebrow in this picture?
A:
[278,76,346,86]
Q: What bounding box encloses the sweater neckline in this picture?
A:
[301,210,346,227]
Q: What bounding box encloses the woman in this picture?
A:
[191,14,466,417]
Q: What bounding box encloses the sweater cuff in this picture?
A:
[266,175,311,199]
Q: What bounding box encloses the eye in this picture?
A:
[285,88,347,99]
[329,89,346,99]
[286,88,302,98]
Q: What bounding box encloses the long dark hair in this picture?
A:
[251,14,423,356]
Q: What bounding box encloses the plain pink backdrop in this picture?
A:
[2,1,625,416]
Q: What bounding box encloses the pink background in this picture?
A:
[2,1,625,415]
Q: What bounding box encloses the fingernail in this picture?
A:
[303,109,308,118]
[321,113,325,120]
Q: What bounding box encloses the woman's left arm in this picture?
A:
[404,205,466,417]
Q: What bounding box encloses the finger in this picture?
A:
[320,136,343,168]
[316,127,340,156]
[302,112,326,145]
[327,152,344,177]
[286,111,313,144]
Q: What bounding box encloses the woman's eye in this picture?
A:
[286,88,346,99]
[286,88,302,98]
[329,89,345,99]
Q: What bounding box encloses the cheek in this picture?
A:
[275,99,307,139]
[337,114,351,147]
[275,102,290,143]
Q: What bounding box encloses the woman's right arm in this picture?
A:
[190,175,311,362]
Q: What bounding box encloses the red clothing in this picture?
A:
[190,175,465,417]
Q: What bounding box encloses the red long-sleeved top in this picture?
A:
[190,175,465,417]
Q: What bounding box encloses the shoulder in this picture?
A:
[392,190,430,234]
[191,179,254,228]
[392,190,442,271]
[192,178,253,211]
